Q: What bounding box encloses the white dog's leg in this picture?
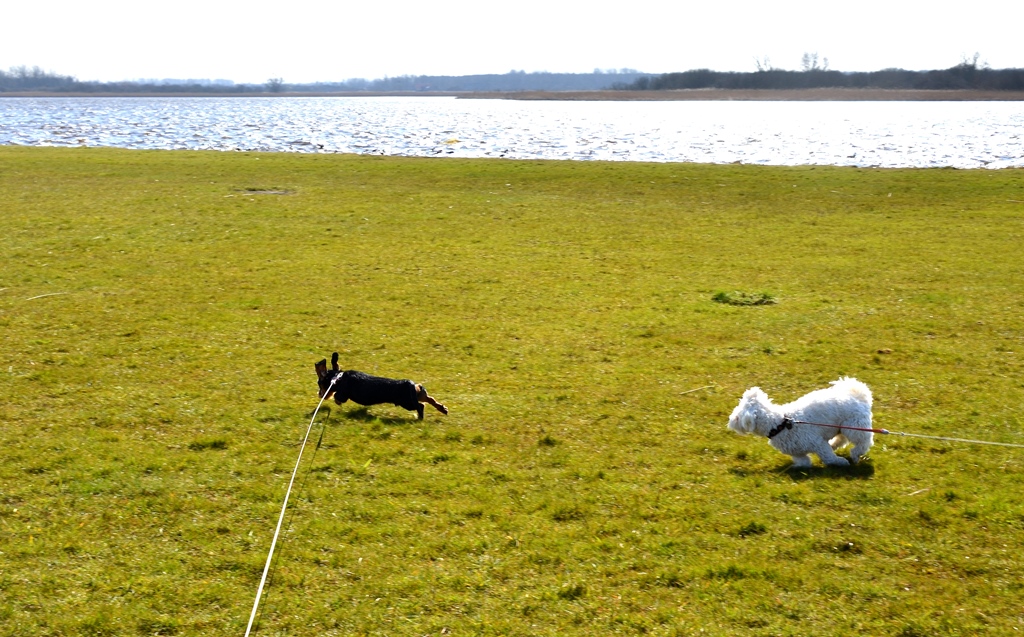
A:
[814,442,850,467]
[829,434,848,450]
[790,454,813,468]
[848,442,871,464]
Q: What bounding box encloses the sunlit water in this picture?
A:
[1,96,1022,168]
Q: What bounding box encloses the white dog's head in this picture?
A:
[727,387,770,435]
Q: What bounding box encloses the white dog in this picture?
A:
[727,377,874,467]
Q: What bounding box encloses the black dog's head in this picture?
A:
[315,352,342,399]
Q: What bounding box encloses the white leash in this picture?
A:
[790,418,1024,449]
[886,431,1024,448]
[244,376,337,637]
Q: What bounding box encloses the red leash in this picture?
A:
[789,418,890,434]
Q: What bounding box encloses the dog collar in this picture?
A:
[768,416,794,439]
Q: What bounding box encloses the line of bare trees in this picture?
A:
[0,66,272,93]
[619,56,1024,92]
[1,66,651,94]
[5,59,1024,94]
[0,66,78,91]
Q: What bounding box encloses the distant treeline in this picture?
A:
[298,70,648,92]
[0,66,266,93]
[618,62,1024,91]
[0,67,647,93]
[5,63,1024,94]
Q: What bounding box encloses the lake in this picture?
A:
[1,96,1022,168]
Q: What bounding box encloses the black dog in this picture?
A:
[315,352,448,420]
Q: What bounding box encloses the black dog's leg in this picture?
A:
[416,384,448,415]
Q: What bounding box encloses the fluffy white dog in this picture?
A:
[727,377,874,467]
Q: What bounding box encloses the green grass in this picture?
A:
[1,146,1023,636]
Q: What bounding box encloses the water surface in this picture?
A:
[1,96,1022,168]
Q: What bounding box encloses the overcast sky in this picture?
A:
[3,1,1021,84]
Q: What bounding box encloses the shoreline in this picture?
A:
[462,88,1024,101]
[2,88,1024,101]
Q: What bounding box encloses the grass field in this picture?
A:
[1,146,1022,636]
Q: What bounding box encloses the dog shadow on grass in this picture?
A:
[302,406,412,426]
[729,451,876,480]
[781,461,876,481]
[730,463,875,480]
[289,407,411,450]
[339,406,414,426]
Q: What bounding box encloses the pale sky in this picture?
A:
[3,0,1021,84]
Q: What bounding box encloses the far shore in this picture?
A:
[2,88,1024,101]
[463,88,1024,101]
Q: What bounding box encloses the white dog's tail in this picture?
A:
[831,376,872,407]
